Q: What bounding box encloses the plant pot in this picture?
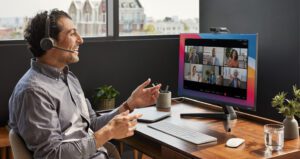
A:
[283,116,299,140]
[97,98,115,110]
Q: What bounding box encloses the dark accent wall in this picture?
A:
[0,39,179,126]
[71,39,179,106]
[200,0,300,120]
[1,0,300,126]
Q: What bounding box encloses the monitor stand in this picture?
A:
[180,105,237,120]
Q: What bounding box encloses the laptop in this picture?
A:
[131,107,171,123]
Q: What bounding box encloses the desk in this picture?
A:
[121,98,300,159]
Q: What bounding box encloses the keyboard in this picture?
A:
[148,121,217,145]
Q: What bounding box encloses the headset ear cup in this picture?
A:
[40,37,54,51]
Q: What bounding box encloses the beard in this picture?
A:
[67,53,79,64]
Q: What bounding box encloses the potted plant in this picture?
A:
[93,85,120,111]
[271,85,300,139]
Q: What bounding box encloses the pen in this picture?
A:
[165,85,169,93]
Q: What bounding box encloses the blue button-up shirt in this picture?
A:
[9,59,119,159]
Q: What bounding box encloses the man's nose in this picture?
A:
[77,33,84,44]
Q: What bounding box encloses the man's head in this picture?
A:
[191,47,196,54]
[212,48,216,57]
[24,9,83,66]
[233,70,239,77]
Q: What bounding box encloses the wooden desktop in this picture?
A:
[120,98,300,159]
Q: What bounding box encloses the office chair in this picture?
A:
[9,129,32,159]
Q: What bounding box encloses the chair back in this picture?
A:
[9,129,32,159]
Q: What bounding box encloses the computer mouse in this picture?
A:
[225,138,245,148]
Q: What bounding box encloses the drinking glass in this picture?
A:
[264,124,284,151]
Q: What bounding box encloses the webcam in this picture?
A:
[209,27,230,33]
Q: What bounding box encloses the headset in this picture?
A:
[40,14,75,53]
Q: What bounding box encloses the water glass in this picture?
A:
[264,124,284,151]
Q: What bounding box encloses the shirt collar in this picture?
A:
[31,58,69,79]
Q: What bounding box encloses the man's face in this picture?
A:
[234,71,238,77]
[54,17,83,64]
[192,48,196,54]
[212,48,216,57]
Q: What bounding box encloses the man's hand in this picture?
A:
[126,78,161,109]
[93,111,142,148]
[106,111,141,139]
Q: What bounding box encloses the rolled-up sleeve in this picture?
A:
[18,88,97,159]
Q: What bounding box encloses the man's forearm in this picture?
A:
[93,125,112,149]
[31,136,98,159]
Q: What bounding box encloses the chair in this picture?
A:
[9,129,121,159]
[9,129,32,159]
[103,142,121,159]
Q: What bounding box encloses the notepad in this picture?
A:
[132,107,171,123]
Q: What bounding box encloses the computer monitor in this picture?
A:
[178,33,258,119]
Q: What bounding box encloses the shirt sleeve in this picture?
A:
[17,88,98,159]
[86,99,119,131]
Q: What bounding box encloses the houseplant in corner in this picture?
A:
[271,85,300,139]
[93,85,120,111]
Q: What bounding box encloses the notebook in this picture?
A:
[131,107,171,123]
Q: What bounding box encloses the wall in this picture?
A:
[1,0,300,126]
[72,39,179,104]
[0,39,179,126]
[200,0,300,120]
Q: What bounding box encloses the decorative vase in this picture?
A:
[283,116,299,139]
[98,98,115,110]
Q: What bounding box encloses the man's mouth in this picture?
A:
[73,48,79,53]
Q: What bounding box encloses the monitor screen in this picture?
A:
[178,33,258,110]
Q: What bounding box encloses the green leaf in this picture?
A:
[93,84,120,104]
[271,85,300,117]
[293,85,300,100]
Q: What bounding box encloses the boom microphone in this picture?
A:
[53,46,76,53]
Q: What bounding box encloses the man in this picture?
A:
[9,9,161,159]
[188,47,199,64]
[229,70,241,88]
[208,70,216,84]
[208,48,220,66]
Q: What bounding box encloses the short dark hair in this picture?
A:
[24,9,72,57]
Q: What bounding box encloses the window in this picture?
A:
[119,0,199,36]
[0,0,199,40]
[0,0,107,40]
